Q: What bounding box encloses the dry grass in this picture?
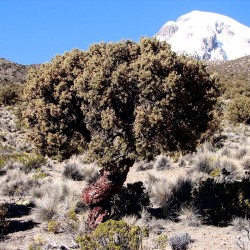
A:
[0,169,40,202]
[121,214,138,226]
[178,206,202,227]
[153,155,172,171]
[232,217,250,231]
[31,180,81,222]
[168,232,192,250]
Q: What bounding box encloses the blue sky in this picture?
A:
[1,0,250,65]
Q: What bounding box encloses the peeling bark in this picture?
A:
[82,160,134,230]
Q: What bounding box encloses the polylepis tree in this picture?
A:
[24,38,219,229]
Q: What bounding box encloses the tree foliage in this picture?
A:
[24,38,218,170]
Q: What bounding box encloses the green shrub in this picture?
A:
[154,234,168,250]
[47,219,60,233]
[227,96,250,124]
[0,84,22,106]
[32,170,48,179]
[28,235,45,250]
[77,219,145,250]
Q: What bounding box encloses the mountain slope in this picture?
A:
[206,55,250,98]
[0,58,28,86]
[207,55,250,82]
[156,10,250,60]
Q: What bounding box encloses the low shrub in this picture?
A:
[242,157,250,170]
[31,181,79,224]
[192,154,213,174]
[153,155,172,171]
[0,149,47,173]
[232,217,250,231]
[62,163,84,181]
[77,219,146,250]
[148,179,173,207]
[153,234,168,250]
[20,154,47,173]
[207,157,243,183]
[178,206,202,227]
[28,235,45,250]
[136,161,153,172]
[234,147,248,160]
[227,96,250,124]
[147,177,192,220]
[222,81,250,100]
[47,219,60,234]
[82,164,100,185]
[0,84,22,106]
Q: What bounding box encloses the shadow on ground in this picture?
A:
[6,203,35,218]
[7,219,39,234]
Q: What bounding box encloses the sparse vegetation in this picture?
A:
[0,169,40,202]
[31,181,80,223]
[207,55,250,100]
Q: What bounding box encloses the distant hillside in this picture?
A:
[0,58,28,86]
[207,55,250,83]
[206,55,250,98]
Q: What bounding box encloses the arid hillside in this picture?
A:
[207,55,250,83]
[0,58,29,86]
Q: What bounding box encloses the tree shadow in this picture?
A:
[6,202,35,218]
[7,219,39,234]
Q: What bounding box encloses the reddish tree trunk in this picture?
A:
[82,160,133,230]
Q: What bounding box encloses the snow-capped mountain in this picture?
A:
[156,10,250,60]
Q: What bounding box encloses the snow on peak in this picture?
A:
[156,11,250,60]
